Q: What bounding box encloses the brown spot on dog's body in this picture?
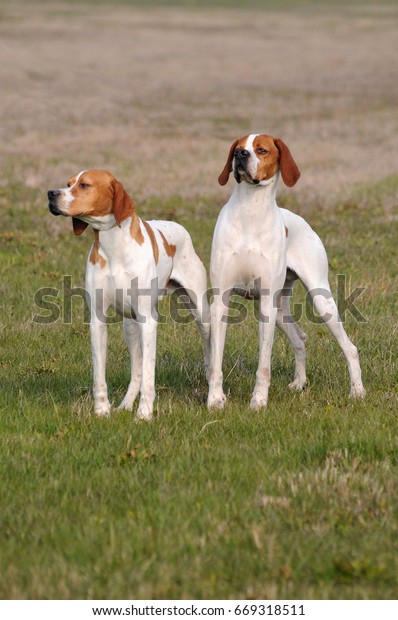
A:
[130,214,145,245]
[89,230,107,269]
[159,230,176,258]
[285,226,289,237]
[142,221,159,264]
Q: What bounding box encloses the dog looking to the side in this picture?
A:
[48,169,210,420]
[207,133,365,410]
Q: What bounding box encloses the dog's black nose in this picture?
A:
[48,189,61,199]
[235,149,250,160]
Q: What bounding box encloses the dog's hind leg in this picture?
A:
[297,267,365,398]
[169,246,211,379]
[117,317,143,412]
[307,283,365,398]
[276,276,307,390]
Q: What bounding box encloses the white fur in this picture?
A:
[208,139,287,410]
[86,215,211,420]
[207,137,365,410]
[242,134,260,179]
[78,214,116,231]
[65,170,85,204]
[54,175,211,420]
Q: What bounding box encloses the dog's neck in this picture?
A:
[229,173,279,223]
[77,213,118,232]
[78,212,142,234]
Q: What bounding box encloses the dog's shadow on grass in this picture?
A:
[13,341,304,413]
[11,347,209,412]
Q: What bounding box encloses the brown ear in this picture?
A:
[218,139,238,186]
[274,138,301,187]
[112,179,135,226]
[72,218,89,236]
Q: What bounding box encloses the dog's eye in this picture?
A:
[257,148,269,155]
[79,183,90,189]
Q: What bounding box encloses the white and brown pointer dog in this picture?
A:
[207,134,365,410]
[48,170,210,420]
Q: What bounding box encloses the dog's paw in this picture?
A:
[136,406,153,422]
[94,401,111,417]
[350,384,366,399]
[250,392,268,411]
[207,392,227,410]
[288,376,306,391]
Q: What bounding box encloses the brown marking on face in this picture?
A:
[218,135,249,186]
[251,135,280,183]
[130,214,145,245]
[66,170,116,218]
[142,221,159,265]
[219,134,300,187]
[89,230,107,269]
[285,226,289,237]
[65,170,136,234]
[159,230,177,258]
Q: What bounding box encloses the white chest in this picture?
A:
[86,223,173,317]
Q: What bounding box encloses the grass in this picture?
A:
[0,174,397,599]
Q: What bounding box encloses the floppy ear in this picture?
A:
[274,138,301,187]
[218,139,238,186]
[112,179,136,226]
[72,218,89,236]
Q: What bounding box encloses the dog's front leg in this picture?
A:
[250,299,278,411]
[207,292,230,410]
[90,316,111,416]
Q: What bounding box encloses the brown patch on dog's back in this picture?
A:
[159,230,176,258]
[130,215,145,245]
[89,230,107,268]
[143,221,159,264]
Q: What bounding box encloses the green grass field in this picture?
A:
[1,174,397,599]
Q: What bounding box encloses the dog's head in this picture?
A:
[47,169,135,235]
[218,134,301,188]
